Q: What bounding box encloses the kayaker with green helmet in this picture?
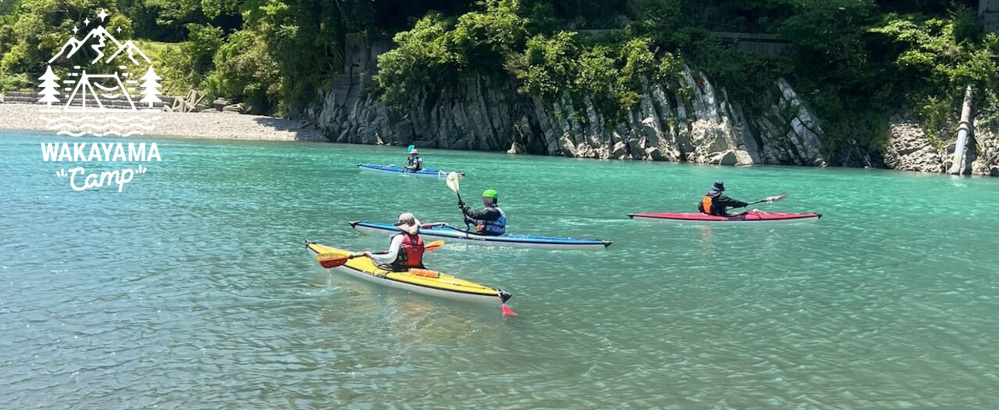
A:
[698,180,749,216]
[404,149,423,172]
[459,189,507,236]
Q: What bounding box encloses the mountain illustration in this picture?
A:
[48,25,124,65]
[107,40,151,65]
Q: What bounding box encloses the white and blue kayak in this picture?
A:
[350,221,612,251]
[357,163,465,178]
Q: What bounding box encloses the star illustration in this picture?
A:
[117,27,122,33]
[84,17,90,25]
[97,9,108,21]
[72,25,78,34]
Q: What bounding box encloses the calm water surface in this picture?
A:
[2,130,998,408]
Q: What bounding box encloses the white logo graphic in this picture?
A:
[42,142,159,192]
[37,8,160,137]
[35,9,163,192]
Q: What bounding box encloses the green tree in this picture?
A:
[202,29,280,113]
[872,7,999,144]
[376,12,459,104]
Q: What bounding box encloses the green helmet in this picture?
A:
[482,189,498,199]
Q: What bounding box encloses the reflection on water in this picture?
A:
[700,225,713,258]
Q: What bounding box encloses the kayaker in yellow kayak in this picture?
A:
[403,149,423,172]
[698,181,749,216]
[359,213,427,271]
[459,189,507,236]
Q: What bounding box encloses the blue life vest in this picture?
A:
[483,206,506,235]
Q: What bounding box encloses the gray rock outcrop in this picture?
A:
[303,66,830,168]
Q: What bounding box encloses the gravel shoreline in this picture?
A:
[0,103,328,142]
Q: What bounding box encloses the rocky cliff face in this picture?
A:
[883,116,948,173]
[302,66,993,175]
[971,126,999,176]
[883,115,999,176]
[304,66,832,167]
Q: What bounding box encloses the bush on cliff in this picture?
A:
[376,0,529,105]
[872,7,999,145]
[377,0,681,123]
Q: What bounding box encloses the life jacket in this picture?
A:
[390,233,425,271]
[699,193,725,216]
[407,155,422,171]
[469,206,506,235]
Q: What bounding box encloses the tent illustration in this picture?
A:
[63,71,137,111]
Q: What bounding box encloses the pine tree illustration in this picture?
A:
[138,66,162,108]
[38,65,61,106]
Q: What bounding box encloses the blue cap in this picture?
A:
[712,181,725,191]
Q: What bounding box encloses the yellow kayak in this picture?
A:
[305,241,512,305]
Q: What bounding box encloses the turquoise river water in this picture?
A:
[2,130,998,408]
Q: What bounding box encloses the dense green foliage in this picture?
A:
[0,0,435,113]
[1,0,997,148]
[373,0,997,149]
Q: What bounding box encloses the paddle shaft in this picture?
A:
[458,193,471,230]
[743,192,788,206]
[446,172,471,230]
[319,241,444,268]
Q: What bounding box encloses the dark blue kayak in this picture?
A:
[357,163,465,178]
[350,221,612,251]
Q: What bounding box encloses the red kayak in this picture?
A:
[628,210,822,224]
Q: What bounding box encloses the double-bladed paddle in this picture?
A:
[446,172,472,231]
[316,240,445,269]
[446,171,463,205]
[744,192,788,206]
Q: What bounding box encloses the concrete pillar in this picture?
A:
[982,0,999,32]
[949,85,974,175]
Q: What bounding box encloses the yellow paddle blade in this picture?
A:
[425,240,445,251]
[316,253,350,269]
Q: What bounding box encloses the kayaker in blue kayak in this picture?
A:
[360,213,427,271]
[404,149,423,172]
[459,189,507,236]
[698,181,749,216]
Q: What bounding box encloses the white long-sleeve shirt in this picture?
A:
[369,235,405,266]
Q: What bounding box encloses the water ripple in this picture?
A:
[2,132,999,407]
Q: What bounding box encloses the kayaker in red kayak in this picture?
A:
[359,213,427,271]
[698,181,749,216]
[459,189,507,236]
[404,149,423,172]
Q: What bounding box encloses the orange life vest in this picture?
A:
[699,195,725,216]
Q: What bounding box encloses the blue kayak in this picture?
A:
[350,221,612,251]
[357,163,465,178]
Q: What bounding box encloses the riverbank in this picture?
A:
[0,103,327,142]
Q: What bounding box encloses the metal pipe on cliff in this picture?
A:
[949,85,974,175]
